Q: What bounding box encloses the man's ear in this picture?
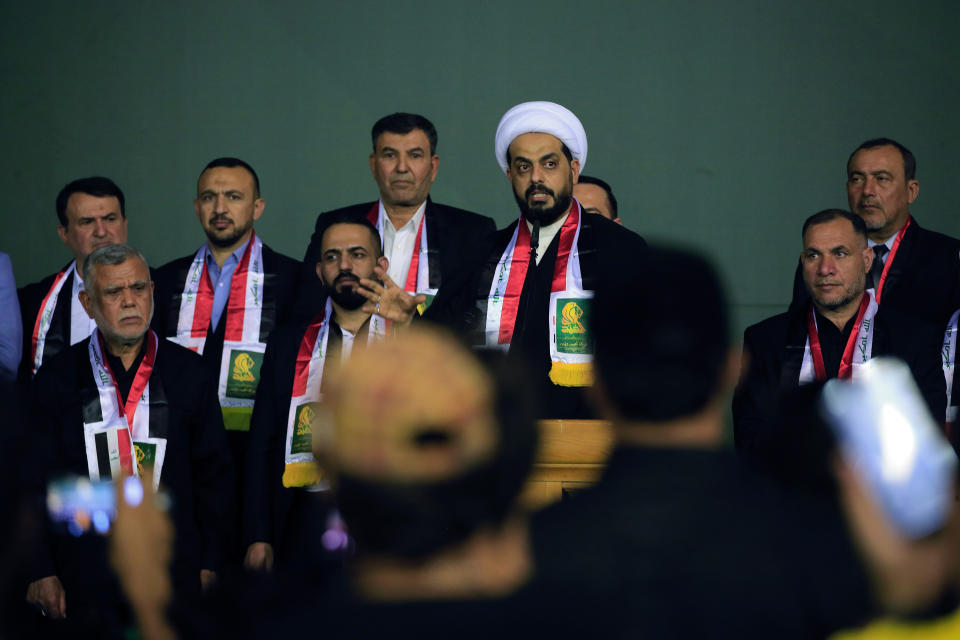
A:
[907,179,919,205]
[570,158,581,184]
[56,225,68,246]
[378,256,389,273]
[78,290,95,319]
[863,245,874,275]
[315,262,324,283]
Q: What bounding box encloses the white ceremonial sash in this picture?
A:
[372,201,437,309]
[282,299,386,487]
[31,261,75,376]
[170,235,267,431]
[799,290,879,384]
[942,309,960,426]
[84,331,165,491]
[484,224,523,351]
[547,209,594,387]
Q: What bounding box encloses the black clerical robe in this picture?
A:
[427,211,646,419]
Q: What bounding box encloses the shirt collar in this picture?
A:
[379,200,427,233]
[205,237,250,269]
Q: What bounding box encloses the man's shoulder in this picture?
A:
[582,211,646,248]
[744,311,793,344]
[259,241,302,274]
[33,337,89,389]
[19,264,73,300]
[908,219,960,260]
[155,253,197,280]
[426,201,495,227]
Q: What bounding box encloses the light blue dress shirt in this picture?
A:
[205,240,250,332]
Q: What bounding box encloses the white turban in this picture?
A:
[494,101,587,174]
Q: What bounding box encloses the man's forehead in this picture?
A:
[198,166,255,192]
[375,128,430,151]
[66,193,121,218]
[508,132,564,159]
[849,145,903,174]
[321,223,377,252]
[96,257,149,283]
[803,219,863,248]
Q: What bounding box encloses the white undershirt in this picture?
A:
[340,327,356,362]
[525,210,571,265]
[381,201,427,288]
[70,266,97,345]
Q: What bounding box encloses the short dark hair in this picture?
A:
[200,157,261,197]
[371,113,438,156]
[594,246,730,421]
[801,208,867,242]
[317,210,382,258]
[848,138,917,181]
[576,175,618,218]
[55,177,125,227]
[505,142,573,169]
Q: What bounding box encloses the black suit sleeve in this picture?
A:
[733,326,781,457]
[243,332,287,546]
[187,365,236,571]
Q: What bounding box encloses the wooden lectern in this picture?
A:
[522,420,614,509]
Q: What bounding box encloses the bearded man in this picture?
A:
[429,101,646,418]
[242,214,417,572]
[153,157,300,561]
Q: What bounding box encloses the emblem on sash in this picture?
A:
[225,349,263,399]
[134,441,157,477]
[556,298,592,355]
[292,402,318,455]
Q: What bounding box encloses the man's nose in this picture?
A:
[530,165,544,184]
[93,219,107,236]
[395,155,409,173]
[818,257,836,275]
[862,176,877,195]
[215,194,228,212]
[120,287,136,306]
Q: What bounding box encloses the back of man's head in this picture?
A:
[594,246,730,422]
[317,327,538,560]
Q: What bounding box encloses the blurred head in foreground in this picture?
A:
[591,245,735,439]
[316,327,538,570]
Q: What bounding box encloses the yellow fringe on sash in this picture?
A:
[548,361,594,387]
[222,407,252,432]
[282,461,324,488]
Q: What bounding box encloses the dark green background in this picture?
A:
[4,1,958,336]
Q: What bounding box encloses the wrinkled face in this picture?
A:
[574,183,618,223]
[194,166,264,248]
[81,257,154,346]
[507,132,580,225]
[316,223,387,310]
[57,193,128,267]
[846,145,918,240]
[801,218,872,312]
[369,129,438,209]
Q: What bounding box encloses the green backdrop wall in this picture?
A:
[4,1,958,336]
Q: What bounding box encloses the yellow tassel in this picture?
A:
[222,407,252,431]
[282,462,324,488]
[548,361,594,387]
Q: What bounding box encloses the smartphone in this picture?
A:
[47,475,116,536]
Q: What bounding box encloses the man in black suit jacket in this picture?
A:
[297,113,495,320]
[790,138,960,328]
[27,244,233,636]
[153,158,300,560]
[18,177,131,382]
[737,209,946,458]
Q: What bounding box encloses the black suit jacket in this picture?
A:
[734,304,947,458]
[295,198,496,320]
[243,317,354,554]
[17,263,159,383]
[790,217,960,328]
[31,338,234,613]
[427,212,647,419]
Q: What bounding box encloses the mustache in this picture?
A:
[525,184,555,199]
[334,272,360,286]
[210,213,233,223]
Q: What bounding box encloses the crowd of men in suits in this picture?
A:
[2,101,960,637]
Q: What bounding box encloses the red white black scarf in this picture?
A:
[84,329,165,490]
[799,290,878,383]
[483,200,593,387]
[170,233,266,431]
[30,262,75,376]
[283,299,386,487]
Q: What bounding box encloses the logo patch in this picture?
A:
[226,349,263,399]
[292,402,318,455]
[556,298,592,355]
[134,441,157,477]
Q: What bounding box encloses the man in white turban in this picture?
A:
[428,101,647,419]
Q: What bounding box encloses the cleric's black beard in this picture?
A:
[514,190,572,226]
